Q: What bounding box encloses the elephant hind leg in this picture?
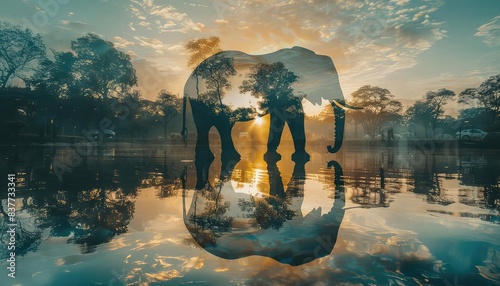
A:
[195,126,214,162]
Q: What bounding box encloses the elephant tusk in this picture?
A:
[332,100,363,110]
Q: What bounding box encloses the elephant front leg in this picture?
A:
[265,110,285,162]
[214,115,241,164]
[286,112,310,162]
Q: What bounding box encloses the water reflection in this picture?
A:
[0,144,498,285]
[185,154,345,265]
[0,144,189,258]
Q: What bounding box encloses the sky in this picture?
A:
[1,0,499,115]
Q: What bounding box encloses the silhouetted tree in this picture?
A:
[405,100,435,138]
[0,22,46,88]
[425,88,455,133]
[71,33,137,100]
[155,90,182,139]
[27,51,77,98]
[350,85,402,138]
[458,107,492,130]
[459,74,500,129]
[404,89,455,138]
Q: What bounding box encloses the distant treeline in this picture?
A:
[0,21,498,143]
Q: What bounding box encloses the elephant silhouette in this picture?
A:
[182,46,359,163]
[182,153,346,266]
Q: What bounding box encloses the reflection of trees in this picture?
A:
[459,153,500,211]
[24,165,137,254]
[238,159,300,230]
[185,142,348,265]
[350,188,389,208]
[0,146,185,256]
[0,203,42,258]
[409,156,454,206]
[187,183,233,247]
[238,196,296,230]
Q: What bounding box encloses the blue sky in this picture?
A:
[1,0,499,114]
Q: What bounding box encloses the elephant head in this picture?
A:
[183,46,358,156]
[183,155,346,266]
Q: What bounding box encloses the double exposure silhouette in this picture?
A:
[184,154,346,266]
[183,46,360,163]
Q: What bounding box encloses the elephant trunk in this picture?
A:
[327,102,346,153]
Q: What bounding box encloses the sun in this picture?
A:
[254,116,264,125]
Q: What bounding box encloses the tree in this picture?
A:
[185,36,222,69]
[27,51,77,98]
[196,54,236,109]
[405,89,455,138]
[313,105,334,122]
[350,85,402,138]
[0,22,46,88]
[458,107,492,130]
[71,33,137,100]
[240,62,300,114]
[155,90,182,139]
[424,88,455,132]
[405,100,435,138]
[185,37,222,98]
[459,74,500,128]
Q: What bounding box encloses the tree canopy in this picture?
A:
[459,74,500,128]
[240,62,299,114]
[196,54,236,107]
[0,21,46,88]
[185,36,222,69]
[350,85,402,137]
[71,33,137,100]
[155,90,182,138]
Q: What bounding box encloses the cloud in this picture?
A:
[112,36,135,49]
[134,35,168,53]
[475,16,500,46]
[129,0,205,33]
[58,20,88,30]
[207,0,446,95]
[132,36,184,54]
[390,0,409,5]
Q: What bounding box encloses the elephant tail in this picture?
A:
[181,95,188,146]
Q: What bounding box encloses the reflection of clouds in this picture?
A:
[181,256,204,271]
[131,233,184,251]
[478,246,500,283]
[121,254,206,284]
[107,237,131,251]
[144,269,183,282]
[36,165,494,286]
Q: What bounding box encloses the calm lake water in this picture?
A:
[0,142,499,286]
